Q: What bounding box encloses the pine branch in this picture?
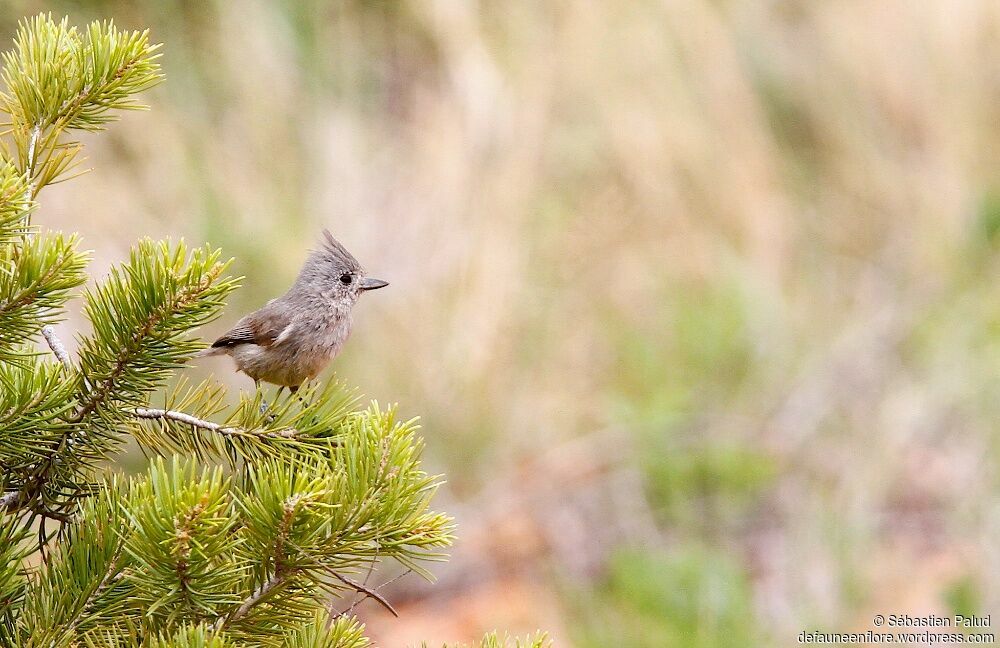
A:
[0,162,33,244]
[281,613,370,648]
[0,354,76,479]
[0,15,163,200]
[50,542,125,643]
[147,624,235,648]
[429,634,552,648]
[131,407,299,440]
[17,479,133,646]
[22,124,39,204]
[74,240,236,423]
[0,232,88,364]
[123,460,242,625]
[0,517,31,643]
[0,242,237,518]
[216,409,453,638]
[128,379,357,465]
[212,573,287,632]
[8,396,456,644]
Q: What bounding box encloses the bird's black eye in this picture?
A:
[340,273,353,285]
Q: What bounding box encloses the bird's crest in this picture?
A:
[320,229,362,271]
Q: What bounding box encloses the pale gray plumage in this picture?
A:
[198,230,388,388]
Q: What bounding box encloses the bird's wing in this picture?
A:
[210,305,294,349]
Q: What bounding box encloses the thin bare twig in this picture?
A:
[131,407,299,439]
[41,325,71,369]
[346,544,380,619]
[331,568,412,619]
[330,570,398,617]
[37,516,48,564]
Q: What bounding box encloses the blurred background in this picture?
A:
[4,0,1000,644]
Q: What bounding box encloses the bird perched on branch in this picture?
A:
[198,230,388,390]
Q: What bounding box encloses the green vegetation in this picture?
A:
[0,14,535,648]
[572,548,758,648]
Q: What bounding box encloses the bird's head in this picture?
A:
[298,229,389,306]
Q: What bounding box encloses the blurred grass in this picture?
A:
[4,0,1000,644]
[573,547,759,648]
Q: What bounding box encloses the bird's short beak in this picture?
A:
[359,277,389,291]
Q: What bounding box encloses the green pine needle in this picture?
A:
[0,13,163,204]
[76,239,238,423]
[0,231,88,364]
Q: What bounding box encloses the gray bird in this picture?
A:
[198,230,388,390]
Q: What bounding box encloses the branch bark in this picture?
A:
[131,407,298,439]
[41,325,71,369]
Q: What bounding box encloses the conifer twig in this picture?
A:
[213,573,286,631]
[331,568,412,620]
[131,407,299,439]
[41,324,71,368]
[23,123,39,205]
[57,544,124,638]
[345,544,380,619]
[330,570,398,617]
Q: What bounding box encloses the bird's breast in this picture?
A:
[301,311,353,358]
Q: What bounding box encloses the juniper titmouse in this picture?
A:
[198,230,388,390]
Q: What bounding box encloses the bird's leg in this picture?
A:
[291,383,317,422]
[255,379,277,423]
[255,379,267,414]
[290,384,312,408]
[292,383,330,435]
